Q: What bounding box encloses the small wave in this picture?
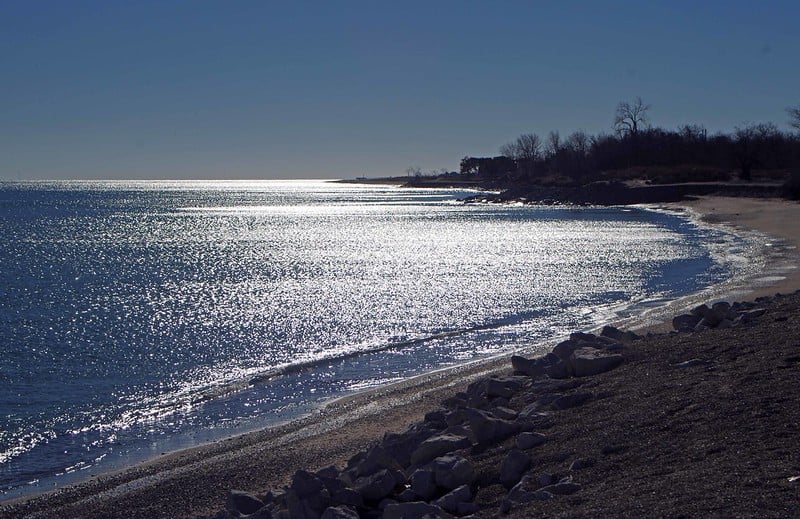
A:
[248,310,546,386]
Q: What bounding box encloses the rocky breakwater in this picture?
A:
[209,295,788,518]
[211,325,640,518]
[670,300,767,333]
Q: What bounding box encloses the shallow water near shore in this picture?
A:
[0,180,763,499]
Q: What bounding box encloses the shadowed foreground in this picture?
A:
[208,293,800,518]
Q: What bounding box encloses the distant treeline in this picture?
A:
[456,99,800,186]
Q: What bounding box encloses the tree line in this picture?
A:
[459,99,800,185]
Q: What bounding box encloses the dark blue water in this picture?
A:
[0,180,745,499]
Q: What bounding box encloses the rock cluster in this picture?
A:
[671,300,766,333]
[211,327,638,518]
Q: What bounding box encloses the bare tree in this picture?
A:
[500,133,542,161]
[565,130,590,156]
[545,131,561,159]
[788,105,800,131]
[562,130,592,179]
[500,133,543,179]
[614,97,651,136]
[405,166,422,177]
[678,124,708,141]
[498,142,515,158]
[733,122,779,181]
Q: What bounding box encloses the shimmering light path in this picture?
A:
[0,180,746,497]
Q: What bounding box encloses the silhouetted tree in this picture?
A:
[567,130,590,152]
[500,133,542,162]
[459,156,478,175]
[614,97,650,136]
[406,166,422,177]
[454,106,800,189]
[544,131,561,159]
[459,156,515,179]
[733,123,779,181]
[500,133,542,179]
[559,130,592,179]
[678,124,707,141]
[788,105,800,131]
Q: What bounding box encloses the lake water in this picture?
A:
[0,179,749,498]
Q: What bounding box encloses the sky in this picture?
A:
[1,1,799,180]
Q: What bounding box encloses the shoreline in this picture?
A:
[3,195,800,518]
[667,196,800,300]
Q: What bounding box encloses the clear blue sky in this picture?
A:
[1,1,798,180]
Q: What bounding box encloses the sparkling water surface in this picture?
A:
[0,180,739,497]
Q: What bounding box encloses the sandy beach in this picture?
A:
[2,195,799,519]
[669,196,800,299]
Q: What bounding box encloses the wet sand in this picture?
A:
[666,196,800,299]
[2,196,799,518]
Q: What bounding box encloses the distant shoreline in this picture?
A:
[337,175,787,206]
[3,195,800,518]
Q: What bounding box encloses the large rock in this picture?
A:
[465,379,490,408]
[424,409,447,426]
[739,308,766,323]
[434,485,473,514]
[316,465,339,479]
[319,480,345,500]
[569,347,624,377]
[382,425,435,468]
[330,488,363,508]
[672,313,702,332]
[410,433,471,466]
[444,408,469,427]
[544,360,571,379]
[442,392,468,409]
[286,492,328,519]
[465,408,519,446]
[286,470,330,519]
[487,378,515,399]
[690,303,712,318]
[433,454,475,490]
[552,338,585,361]
[489,376,527,397]
[511,355,547,377]
[690,302,732,327]
[516,431,547,450]
[356,469,399,502]
[397,488,418,503]
[491,406,518,421]
[600,325,639,342]
[378,498,399,510]
[383,501,451,519]
[717,318,733,329]
[320,505,359,519]
[226,490,265,515]
[499,449,531,488]
[410,469,438,501]
[711,301,733,320]
[560,332,621,350]
[352,445,403,477]
[290,470,326,499]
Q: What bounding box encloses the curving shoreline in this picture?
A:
[210,293,799,518]
[2,196,799,518]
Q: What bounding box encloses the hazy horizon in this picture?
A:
[2,1,798,180]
